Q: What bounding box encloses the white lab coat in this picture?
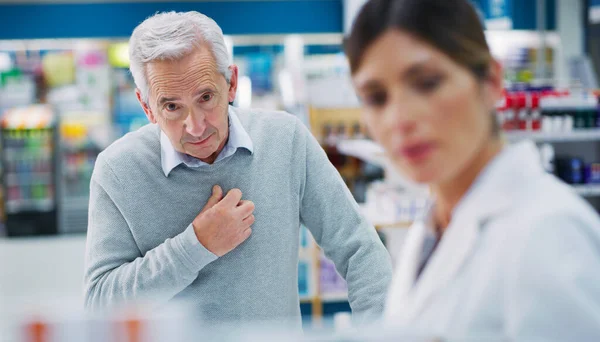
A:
[385,141,600,341]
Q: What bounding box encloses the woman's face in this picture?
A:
[352,30,502,185]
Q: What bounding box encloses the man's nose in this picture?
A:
[184,110,207,137]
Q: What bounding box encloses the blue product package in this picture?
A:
[572,158,584,184]
[299,226,308,248]
[586,163,600,184]
[557,157,585,184]
[298,260,310,297]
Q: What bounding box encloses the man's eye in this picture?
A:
[165,103,179,111]
[201,93,213,102]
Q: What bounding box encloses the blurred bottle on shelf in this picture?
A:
[556,157,585,185]
[58,112,106,235]
[585,163,600,184]
[60,122,98,198]
[499,87,600,133]
[539,143,556,174]
[0,68,36,113]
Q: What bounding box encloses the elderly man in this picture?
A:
[84,11,392,325]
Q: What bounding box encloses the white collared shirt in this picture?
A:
[160,106,254,177]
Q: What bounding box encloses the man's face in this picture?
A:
[137,44,238,164]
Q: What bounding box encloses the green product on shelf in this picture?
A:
[36,184,48,200]
[32,184,40,200]
[0,68,22,87]
[586,108,597,128]
[574,108,586,129]
[41,184,48,199]
[26,135,35,149]
[29,184,35,200]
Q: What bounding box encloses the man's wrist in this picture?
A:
[175,224,218,271]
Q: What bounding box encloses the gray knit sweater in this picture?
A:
[83,107,392,324]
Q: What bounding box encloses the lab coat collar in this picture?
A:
[391,140,545,322]
[453,140,544,222]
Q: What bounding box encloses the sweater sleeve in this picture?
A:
[83,156,218,310]
[296,119,393,323]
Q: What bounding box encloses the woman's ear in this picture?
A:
[485,59,504,106]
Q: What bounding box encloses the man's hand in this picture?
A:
[193,185,255,257]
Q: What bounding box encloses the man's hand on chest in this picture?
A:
[192,185,255,257]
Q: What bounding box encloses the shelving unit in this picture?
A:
[0,105,59,236]
[299,297,313,304]
[5,198,54,214]
[505,129,600,143]
[374,221,413,230]
[59,115,106,235]
[504,130,600,199]
[320,292,349,303]
[573,184,600,197]
[298,225,352,322]
[303,109,600,322]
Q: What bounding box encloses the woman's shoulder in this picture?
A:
[482,174,600,290]
[528,174,596,218]
[501,173,600,243]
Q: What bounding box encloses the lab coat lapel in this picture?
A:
[387,220,428,315]
[401,141,538,320]
[404,206,481,321]
[388,141,543,322]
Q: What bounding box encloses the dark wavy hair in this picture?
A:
[344,0,500,135]
[344,0,492,81]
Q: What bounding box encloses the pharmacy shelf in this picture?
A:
[573,184,600,197]
[61,196,90,210]
[5,172,53,186]
[300,294,349,304]
[505,129,600,143]
[374,221,413,230]
[299,296,314,304]
[320,292,349,303]
[6,198,54,214]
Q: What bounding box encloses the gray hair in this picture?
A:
[129,11,232,104]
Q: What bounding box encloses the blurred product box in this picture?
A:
[319,253,347,298]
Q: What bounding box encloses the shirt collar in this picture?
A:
[160,106,254,177]
[227,108,254,156]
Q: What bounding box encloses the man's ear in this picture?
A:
[227,65,239,103]
[136,88,157,124]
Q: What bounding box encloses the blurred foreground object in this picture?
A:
[1,299,462,342]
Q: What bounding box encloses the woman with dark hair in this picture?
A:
[346,0,600,339]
